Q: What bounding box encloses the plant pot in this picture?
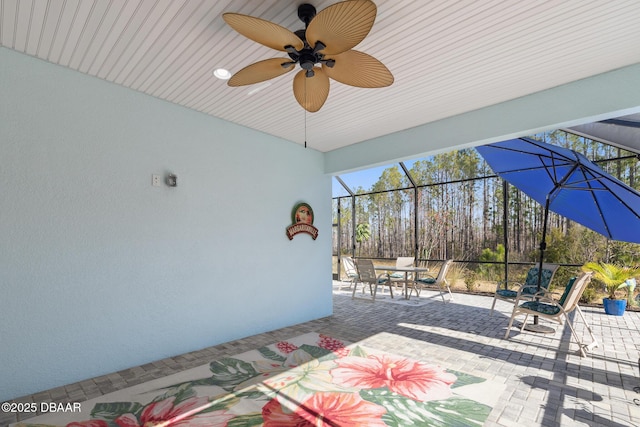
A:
[603,298,627,316]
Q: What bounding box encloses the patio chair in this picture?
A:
[387,256,415,290]
[504,272,597,357]
[410,259,454,302]
[340,256,359,290]
[490,263,559,316]
[353,259,394,302]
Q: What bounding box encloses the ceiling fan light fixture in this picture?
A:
[213,68,231,80]
[323,59,336,68]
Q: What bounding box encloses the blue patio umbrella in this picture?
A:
[476,137,640,291]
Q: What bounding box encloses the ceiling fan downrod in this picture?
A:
[297,3,316,25]
[281,4,334,77]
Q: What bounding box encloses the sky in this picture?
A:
[332,159,425,197]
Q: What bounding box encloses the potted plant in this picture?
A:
[582,262,639,316]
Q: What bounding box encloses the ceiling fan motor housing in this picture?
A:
[290,6,329,78]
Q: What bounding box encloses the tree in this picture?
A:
[355,223,371,255]
[334,129,640,274]
[479,244,505,281]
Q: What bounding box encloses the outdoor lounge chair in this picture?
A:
[504,272,597,357]
[490,263,559,316]
[340,256,359,290]
[353,259,393,302]
[410,259,454,302]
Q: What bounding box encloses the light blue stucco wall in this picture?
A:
[0,48,331,401]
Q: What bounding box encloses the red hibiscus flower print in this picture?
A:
[114,396,235,427]
[67,421,108,427]
[262,398,312,427]
[331,354,457,401]
[262,392,387,427]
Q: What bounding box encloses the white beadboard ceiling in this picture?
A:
[2,0,640,152]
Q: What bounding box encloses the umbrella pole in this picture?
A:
[523,197,555,334]
[537,198,550,291]
[503,180,509,286]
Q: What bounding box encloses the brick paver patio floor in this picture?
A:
[3,282,640,427]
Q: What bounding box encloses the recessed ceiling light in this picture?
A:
[213,68,231,80]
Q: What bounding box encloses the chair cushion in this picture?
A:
[389,272,404,278]
[416,277,436,284]
[508,267,554,296]
[496,289,518,299]
[523,267,553,289]
[520,285,539,295]
[558,277,577,306]
[520,300,561,315]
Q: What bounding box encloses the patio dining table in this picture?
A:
[373,265,430,300]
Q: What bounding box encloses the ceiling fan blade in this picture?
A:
[293,67,330,112]
[223,13,304,51]
[324,50,393,88]
[228,58,295,87]
[306,0,377,55]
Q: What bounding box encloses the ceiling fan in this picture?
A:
[222,0,393,112]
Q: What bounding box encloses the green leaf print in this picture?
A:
[362,389,490,427]
[422,397,491,426]
[209,357,260,391]
[227,412,265,427]
[151,381,196,404]
[447,369,487,389]
[90,401,143,422]
[349,345,370,358]
[298,344,334,360]
[257,346,287,362]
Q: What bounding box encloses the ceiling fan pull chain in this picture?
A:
[304,78,308,148]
